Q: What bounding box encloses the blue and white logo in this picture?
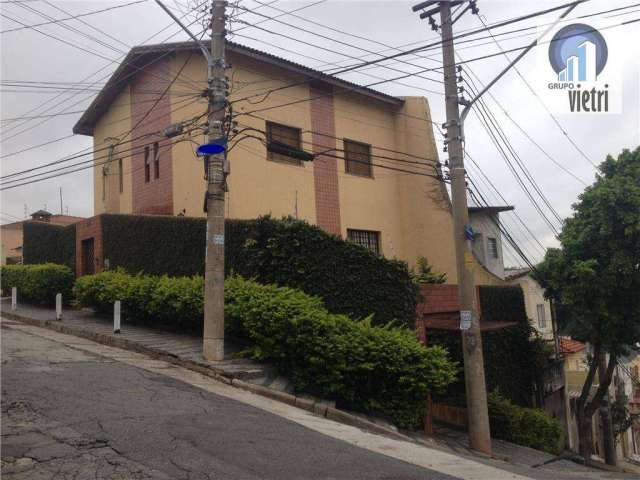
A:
[548,23,608,82]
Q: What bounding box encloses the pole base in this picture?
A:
[203,338,224,361]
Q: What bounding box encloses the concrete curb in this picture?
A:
[2,311,411,443]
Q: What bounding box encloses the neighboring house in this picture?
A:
[558,338,640,461]
[0,210,84,265]
[468,206,513,279]
[506,267,555,341]
[72,40,495,280]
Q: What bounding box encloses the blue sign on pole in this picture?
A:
[196,138,227,156]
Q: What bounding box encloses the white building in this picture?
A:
[468,206,513,280]
[506,267,555,341]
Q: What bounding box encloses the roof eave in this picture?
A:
[73,41,405,137]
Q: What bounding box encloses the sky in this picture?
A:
[1,0,639,266]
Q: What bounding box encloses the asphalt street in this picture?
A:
[1,324,459,480]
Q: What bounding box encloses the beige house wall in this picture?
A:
[0,225,22,262]
[88,49,508,283]
[93,85,133,215]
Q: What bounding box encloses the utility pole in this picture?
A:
[59,187,63,215]
[412,0,582,455]
[202,0,228,361]
[155,0,228,361]
[437,0,492,455]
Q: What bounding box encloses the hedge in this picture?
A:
[73,271,458,427]
[1,263,74,305]
[488,392,564,454]
[23,221,76,271]
[99,214,418,327]
[73,270,202,330]
[428,286,549,408]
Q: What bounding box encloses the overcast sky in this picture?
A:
[1,0,639,266]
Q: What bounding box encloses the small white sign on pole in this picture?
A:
[55,293,62,320]
[11,287,17,311]
[114,300,121,334]
[460,310,472,331]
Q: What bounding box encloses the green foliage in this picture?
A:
[73,269,203,330]
[73,270,457,428]
[23,222,76,272]
[101,214,206,277]
[429,286,548,407]
[412,256,446,284]
[99,214,418,327]
[488,392,564,454]
[536,147,640,354]
[226,216,419,327]
[225,275,457,428]
[1,263,74,305]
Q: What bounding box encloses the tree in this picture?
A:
[412,256,447,284]
[536,147,640,460]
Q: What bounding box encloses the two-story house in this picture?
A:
[72,40,499,281]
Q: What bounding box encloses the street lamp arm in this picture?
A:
[154,0,212,64]
[460,1,583,132]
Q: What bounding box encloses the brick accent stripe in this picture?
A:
[130,57,173,215]
[309,82,341,236]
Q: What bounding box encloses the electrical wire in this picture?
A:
[0,0,147,34]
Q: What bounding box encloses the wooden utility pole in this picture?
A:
[154,0,229,361]
[202,0,228,361]
[438,0,492,455]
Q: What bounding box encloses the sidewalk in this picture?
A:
[2,299,639,479]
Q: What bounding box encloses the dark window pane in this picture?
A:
[266,121,302,166]
[144,146,150,183]
[347,229,380,255]
[153,142,160,179]
[344,140,372,177]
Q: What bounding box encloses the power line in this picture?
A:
[464,79,564,227]
[475,13,597,168]
[0,0,147,34]
[468,98,561,237]
[0,1,208,141]
[2,96,203,182]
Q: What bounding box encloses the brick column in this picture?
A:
[75,216,103,277]
[309,82,341,236]
[131,56,173,215]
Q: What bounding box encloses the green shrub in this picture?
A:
[428,286,548,408]
[23,222,76,272]
[1,263,74,305]
[74,271,457,428]
[488,392,564,454]
[98,214,418,327]
[73,270,203,330]
[225,275,457,428]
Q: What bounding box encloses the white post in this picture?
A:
[55,293,62,320]
[11,287,17,311]
[114,300,121,334]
